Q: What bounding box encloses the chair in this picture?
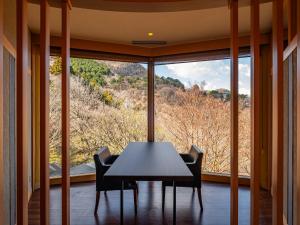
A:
[162,145,204,210]
[93,146,138,215]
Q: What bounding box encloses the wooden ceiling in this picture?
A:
[28,1,273,46]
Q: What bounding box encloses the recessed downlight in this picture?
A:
[147,32,154,37]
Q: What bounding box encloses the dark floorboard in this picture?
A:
[28,181,272,225]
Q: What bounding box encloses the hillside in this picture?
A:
[50,57,250,100]
[98,60,147,77]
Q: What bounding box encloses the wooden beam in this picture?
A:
[17,0,29,224]
[49,173,251,186]
[283,34,297,61]
[272,0,284,224]
[51,36,150,57]
[152,34,270,57]
[61,1,71,225]
[250,0,261,224]
[147,59,155,142]
[3,35,16,58]
[28,0,273,13]
[287,0,297,42]
[0,0,4,223]
[40,0,50,224]
[296,0,300,224]
[230,1,239,225]
[201,174,250,186]
[31,33,271,58]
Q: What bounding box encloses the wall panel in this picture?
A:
[0,0,4,223]
[296,0,300,224]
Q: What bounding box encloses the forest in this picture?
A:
[49,57,251,176]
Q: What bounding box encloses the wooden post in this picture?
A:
[0,0,4,223]
[250,0,260,224]
[16,0,28,224]
[40,0,50,224]
[62,1,71,225]
[148,59,155,142]
[230,1,239,225]
[272,0,284,225]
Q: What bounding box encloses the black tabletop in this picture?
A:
[104,142,193,181]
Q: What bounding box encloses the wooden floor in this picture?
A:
[28,181,272,225]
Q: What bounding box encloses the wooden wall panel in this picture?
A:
[32,44,41,191]
[16,0,28,224]
[250,0,260,224]
[61,1,71,225]
[147,60,154,142]
[40,0,50,224]
[272,0,284,225]
[287,0,297,42]
[0,0,4,223]
[296,0,300,224]
[230,1,239,225]
[260,45,273,191]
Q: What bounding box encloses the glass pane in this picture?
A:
[155,59,231,175]
[49,56,62,178]
[49,57,148,176]
[238,57,251,177]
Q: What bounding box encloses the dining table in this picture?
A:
[104,142,193,225]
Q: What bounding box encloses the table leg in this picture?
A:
[120,180,124,225]
[173,180,176,225]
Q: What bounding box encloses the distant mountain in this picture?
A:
[98,60,147,77]
[50,57,185,90]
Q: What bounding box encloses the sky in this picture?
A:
[155,57,251,96]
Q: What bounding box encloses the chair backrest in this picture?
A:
[93,146,111,189]
[189,145,204,183]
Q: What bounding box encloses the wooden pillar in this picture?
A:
[272,0,284,225]
[0,0,4,223]
[287,0,297,42]
[148,59,155,142]
[296,0,300,224]
[62,1,71,225]
[16,0,28,224]
[40,0,50,224]
[250,0,260,224]
[230,1,239,225]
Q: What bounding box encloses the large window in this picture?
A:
[155,58,251,176]
[49,56,251,177]
[49,57,147,177]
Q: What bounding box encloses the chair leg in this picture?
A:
[94,191,100,215]
[197,187,203,210]
[162,184,166,211]
[133,189,138,215]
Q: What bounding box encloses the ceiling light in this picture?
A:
[148,32,154,37]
